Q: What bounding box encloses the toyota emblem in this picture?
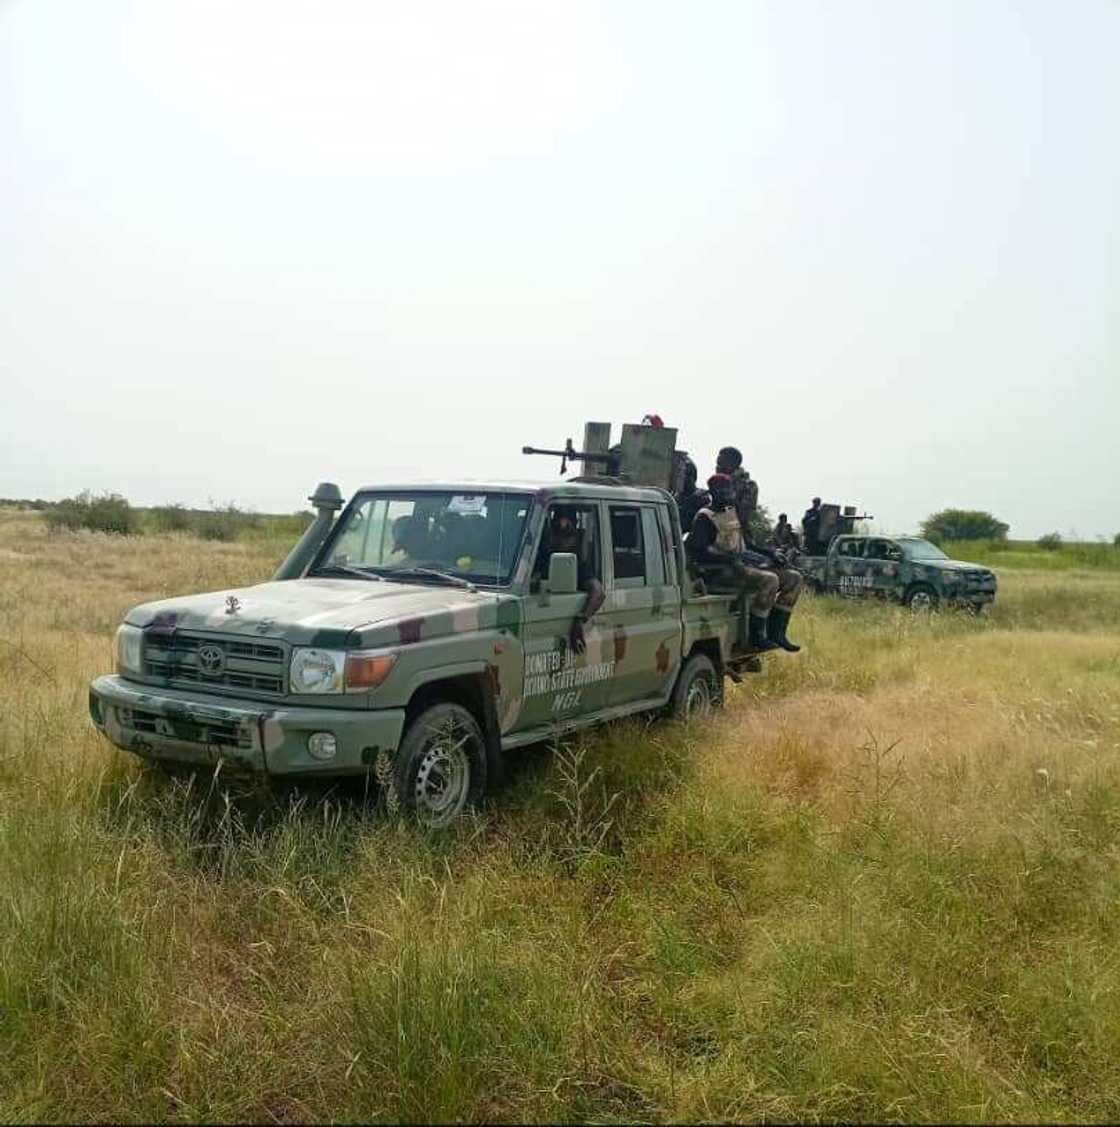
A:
[197,643,225,676]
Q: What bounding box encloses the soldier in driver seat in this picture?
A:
[534,506,606,655]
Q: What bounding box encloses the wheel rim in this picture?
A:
[909,590,933,611]
[685,675,713,719]
[412,718,473,827]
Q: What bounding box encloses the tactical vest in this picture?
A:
[697,506,743,553]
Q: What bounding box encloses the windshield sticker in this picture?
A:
[448,495,488,515]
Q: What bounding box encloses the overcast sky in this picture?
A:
[2,0,1117,539]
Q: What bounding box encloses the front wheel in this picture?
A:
[670,653,723,721]
[904,583,939,612]
[394,702,487,828]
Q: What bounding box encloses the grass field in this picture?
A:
[2,509,1119,1123]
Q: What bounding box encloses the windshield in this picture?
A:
[314,491,532,585]
[900,539,948,560]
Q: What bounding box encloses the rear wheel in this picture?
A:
[904,583,939,611]
[394,702,487,828]
[670,653,723,720]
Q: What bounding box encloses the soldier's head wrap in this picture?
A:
[641,413,665,428]
[716,446,742,472]
[707,472,733,502]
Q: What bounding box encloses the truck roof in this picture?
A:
[350,480,673,504]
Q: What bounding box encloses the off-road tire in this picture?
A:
[670,653,723,721]
[394,702,487,828]
[904,583,939,612]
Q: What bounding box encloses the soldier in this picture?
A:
[674,455,710,535]
[802,497,823,555]
[715,446,758,532]
[687,474,802,653]
[772,513,798,550]
[537,506,605,655]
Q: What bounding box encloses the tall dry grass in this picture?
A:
[1,510,1119,1122]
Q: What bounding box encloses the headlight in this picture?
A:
[290,648,346,694]
[288,648,398,694]
[115,624,143,675]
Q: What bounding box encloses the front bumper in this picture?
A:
[89,675,406,776]
[954,586,997,606]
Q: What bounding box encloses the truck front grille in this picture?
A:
[963,570,996,587]
[143,631,287,697]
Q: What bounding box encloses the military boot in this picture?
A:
[748,613,779,653]
[767,607,801,652]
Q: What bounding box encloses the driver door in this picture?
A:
[516,502,611,732]
[863,538,904,599]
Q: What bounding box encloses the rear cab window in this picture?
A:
[609,506,647,589]
[836,538,866,558]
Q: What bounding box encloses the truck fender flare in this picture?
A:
[401,661,504,788]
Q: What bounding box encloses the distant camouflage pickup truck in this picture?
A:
[90,481,751,826]
[801,534,997,611]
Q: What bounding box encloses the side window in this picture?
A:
[531,504,601,591]
[609,506,646,588]
[838,538,865,558]
[865,539,891,561]
[640,506,666,585]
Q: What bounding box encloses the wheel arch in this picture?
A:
[405,667,503,787]
[686,637,724,675]
[903,580,938,607]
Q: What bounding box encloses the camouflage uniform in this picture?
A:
[772,517,799,550]
[725,467,801,611]
[687,504,780,631]
[728,467,758,531]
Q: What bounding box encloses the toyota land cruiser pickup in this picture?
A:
[89,480,753,825]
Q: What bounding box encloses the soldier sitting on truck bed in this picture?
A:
[674,455,710,536]
[686,475,802,654]
[533,505,606,655]
[714,446,758,532]
[771,513,799,551]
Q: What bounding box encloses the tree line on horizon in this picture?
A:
[3,492,1118,549]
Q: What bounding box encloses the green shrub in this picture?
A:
[45,491,135,535]
[196,502,258,542]
[747,504,772,545]
[1036,532,1063,550]
[921,509,1009,543]
[1114,533,1120,547]
[150,503,192,533]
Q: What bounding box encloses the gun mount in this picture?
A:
[521,439,621,478]
[524,421,683,491]
[807,502,874,554]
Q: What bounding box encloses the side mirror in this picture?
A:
[547,553,578,596]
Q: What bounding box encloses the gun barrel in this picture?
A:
[523,445,612,463]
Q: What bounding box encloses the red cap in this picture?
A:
[641,413,665,428]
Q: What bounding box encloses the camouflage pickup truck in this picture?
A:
[801,534,998,611]
[89,476,752,826]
